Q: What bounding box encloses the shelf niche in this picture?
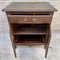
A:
[11,24,47,35]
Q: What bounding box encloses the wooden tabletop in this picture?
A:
[3,2,57,12]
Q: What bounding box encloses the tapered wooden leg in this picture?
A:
[45,36,51,58]
[10,32,17,57]
[10,38,17,57]
[12,39,17,57]
[11,37,17,58]
[9,25,17,57]
[45,44,49,58]
[45,25,51,58]
[13,49,17,57]
[45,34,50,58]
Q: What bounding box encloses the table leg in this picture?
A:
[45,25,51,58]
[10,26,17,57]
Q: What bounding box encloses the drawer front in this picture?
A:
[8,15,52,24]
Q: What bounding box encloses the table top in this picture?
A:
[3,2,57,12]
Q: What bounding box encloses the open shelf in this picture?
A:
[12,24,47,35]
[14,35,46,45]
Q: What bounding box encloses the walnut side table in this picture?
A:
[3,2,57,58]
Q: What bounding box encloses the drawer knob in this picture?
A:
[32,18,37,22]
[24,18,28,21]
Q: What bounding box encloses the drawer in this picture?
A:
[8,15,52,24]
